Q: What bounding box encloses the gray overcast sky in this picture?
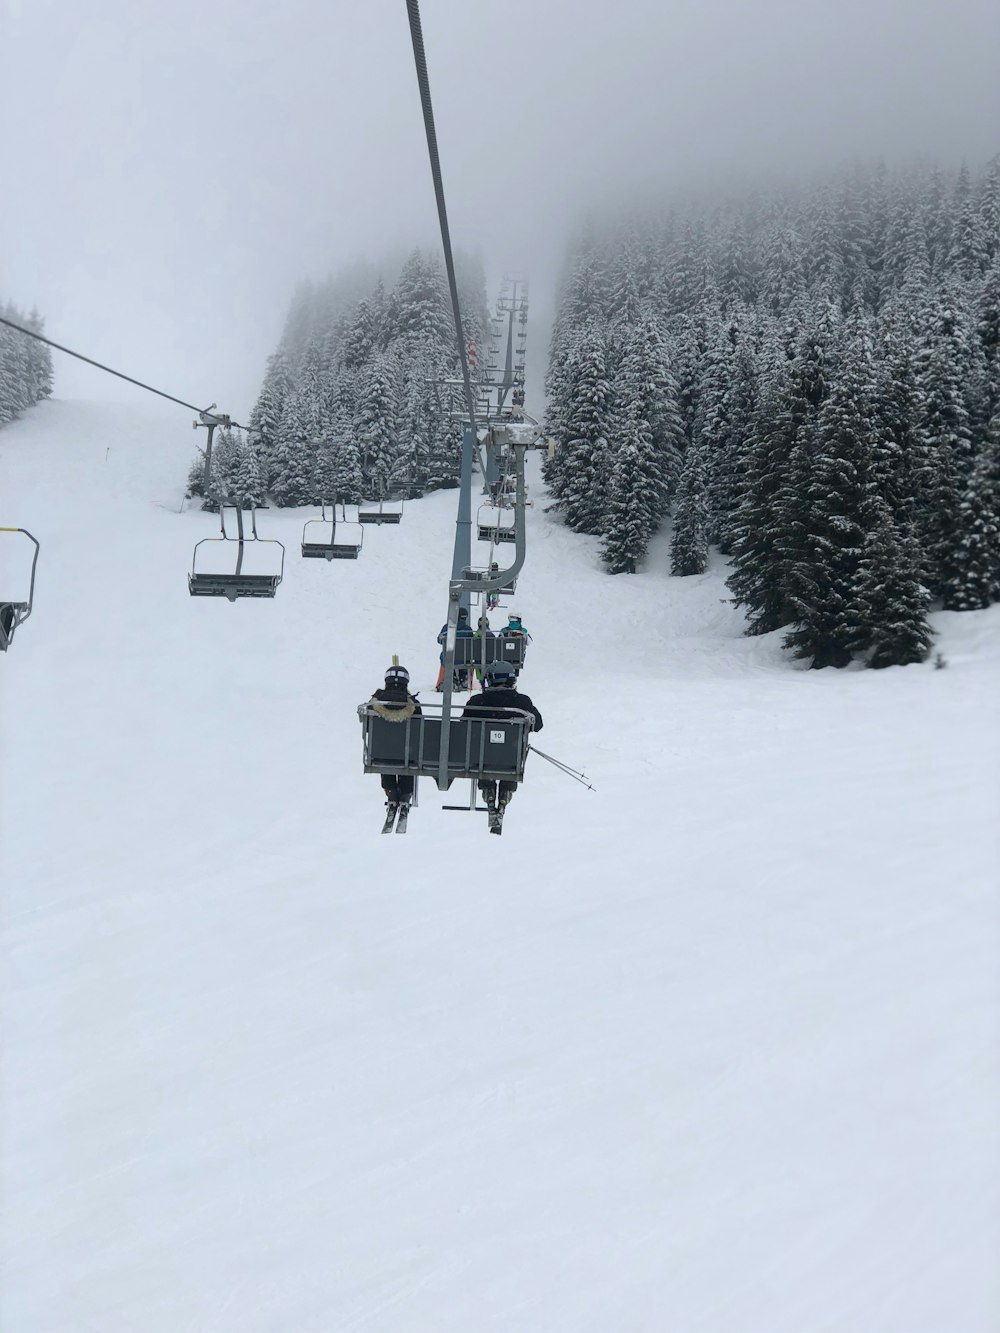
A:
[1,0,997,416]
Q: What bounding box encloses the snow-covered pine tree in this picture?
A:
[758,212,807,316]
[553,323,612,534]
[947,163,989,281]
[355,353,398,498]
[394,249,452,347]
[227,431,268,509]
[23,308,53,404]
[600,322,674,573]
[944,417,1000,608]
[978,157,1000,266]
[782,314,880,668]
[727,306,837,635]
[269,393,315,506]
[855,501,933,667]
[250,350,293,486]
[910,285,976,594]
[600,428,658,574]
[712,325,760,553]
[670,441,709,575]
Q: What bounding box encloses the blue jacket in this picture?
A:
[438,618,475,645]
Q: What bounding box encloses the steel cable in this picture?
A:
[404,0,478,435]
[0,313,248,429]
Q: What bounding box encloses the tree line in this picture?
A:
[543,159,1000,668]
[0,303,54,428]
[187,248,488,509]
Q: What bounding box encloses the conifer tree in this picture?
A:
[227,432,267,509]
[670,443,709,575]
[945,419,1000,608]
[600,324,673,573]
[855,502,933,667]
[781,329,879,667]
[554,324,612,534]
[269,393,315,506]
[911,286,975,593]
[728,308,837,635]
[355,354,397,496]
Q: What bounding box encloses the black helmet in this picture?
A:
[457,606,470,619]
[485,660,516,687]
[384,664,410,686]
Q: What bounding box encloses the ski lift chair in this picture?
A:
[0,527,40,651]
[359,702,533,799]
[358,495,404,525]
[453,635,527,672]
[301,502,364,560]
[189,506,284,601]
[462,565,517,598]
[477,504,517,544]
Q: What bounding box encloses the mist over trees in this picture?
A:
[0,303,54,428]
[544,159,1000,668]
[187,249,488,508]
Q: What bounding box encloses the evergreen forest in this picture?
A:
[544,159,1000,668]
[0,303,54,429]
[187,248,488,510]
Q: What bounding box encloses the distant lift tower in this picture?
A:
[477,274,529,422]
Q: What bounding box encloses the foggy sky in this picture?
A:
[1,0,997,417]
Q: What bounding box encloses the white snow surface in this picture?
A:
[2,399,999,1333]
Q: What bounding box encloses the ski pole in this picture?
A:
[528,745,595,791]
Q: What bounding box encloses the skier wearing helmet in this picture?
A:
[500,610,531,641]
[499,610,531,676]
[435,605,475,691]
[369,663,421,827]
[462,659,542,833]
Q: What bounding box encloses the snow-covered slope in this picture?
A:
[2,399,999,1333]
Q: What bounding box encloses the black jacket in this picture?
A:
[463,687,542,732]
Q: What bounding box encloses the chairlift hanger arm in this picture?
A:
[0,528,40,638]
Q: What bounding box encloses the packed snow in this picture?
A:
[2,399,999,1332]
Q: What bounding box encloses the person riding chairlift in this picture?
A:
[462,660,542,831]
[486,561,502,612]
[369,664,421,815]
[500,610,531,676]
[435,605,474,691]
[471,614,495,688]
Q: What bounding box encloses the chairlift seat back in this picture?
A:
[478,524,517,543]
[361,709,530,785]
[452,636,527,668]
[301,513,363,559]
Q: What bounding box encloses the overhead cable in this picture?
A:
[404,0,479,435]
[0,313,246,428]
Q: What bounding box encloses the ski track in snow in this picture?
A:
[2,399,999,1333]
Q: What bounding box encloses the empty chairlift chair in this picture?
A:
[189,506,284,601]
[0,527,40,652]
[477,503,517,544]
[301,502,364,560]
[357,493,404,525]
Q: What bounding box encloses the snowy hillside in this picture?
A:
[2,398,999,1332]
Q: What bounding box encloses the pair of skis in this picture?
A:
[381,802,410,834]
[487,801,506,836]
[381,800,506,836]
